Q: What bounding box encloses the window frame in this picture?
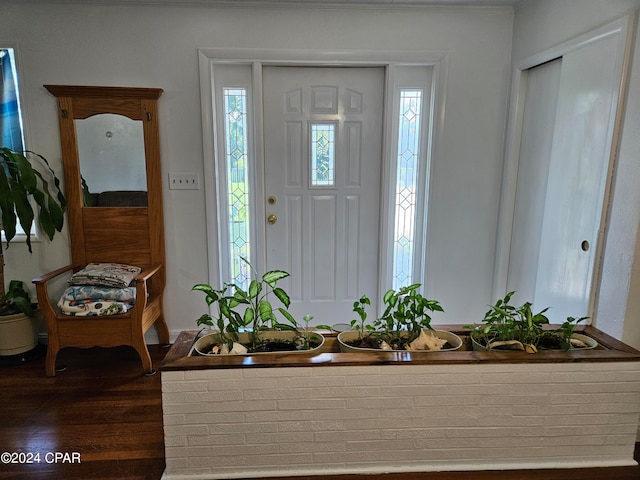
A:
[1,43,34,244]
[382,66,435,294]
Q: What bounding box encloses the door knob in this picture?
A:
[267,214,278,224]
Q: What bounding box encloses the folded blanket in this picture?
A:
[59,285,137,303]
[69,263,141,288]
[57,298,134,316]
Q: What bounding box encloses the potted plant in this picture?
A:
[338,284,462,352]
[191,257,325,355]
[467,291,596,352]
[0,148,66,356]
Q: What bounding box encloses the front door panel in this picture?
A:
[262,66,384,325]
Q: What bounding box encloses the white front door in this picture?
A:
[262,66,385,326]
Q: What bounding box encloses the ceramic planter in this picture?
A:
[0,311,40,356]
[470,331,598,352]
[192,330,325,356]
[337,329,462,353]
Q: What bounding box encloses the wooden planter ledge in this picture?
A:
[160,326,640,480]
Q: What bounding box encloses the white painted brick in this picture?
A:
[277,420,313,432]
[314,429,380,442]
[246,431,314,444]
[161,380,209,392]
[344,396,413,409]
[206,443,280,456]
[165,445,215,459]
[479,414,546,427]
[276,398,346,410]
[185,369,241,380]
[310,419,347,431]
[167,424,210,437]
[207,399,278,412]
[549,392,622,404]
[212,421,279,434]
[342,417,416,431]
[245,409,316,423]
[208,377,274,391]
[164,456,187,470]
[480,372,551,384]
[170,390,244,403]
[550,371,640,384]
[245,452,314,466]
[163,360,640,478]
[186,454,246,468]
[162,413,186,425]
[414,393,483,406]
[241,367,312,378]
[164,435,188,447]
[308,375,349,387]
[181,412,246,425]
[162,371,185,381]
[188,433,247,446]
[394,427,448,439]
[480,393,549,406]
[278,440,345,453]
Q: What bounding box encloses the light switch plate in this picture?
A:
[169,173,200,190]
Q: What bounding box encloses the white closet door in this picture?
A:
[533,33,622,322]
[507,58,562,306]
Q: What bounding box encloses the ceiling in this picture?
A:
[62,0,524,6]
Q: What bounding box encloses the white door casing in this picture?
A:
[262,66,385,325]
[199,49,444,327]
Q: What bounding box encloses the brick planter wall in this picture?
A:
[162,361,640,479]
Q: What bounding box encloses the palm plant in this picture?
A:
[0,147,66,315]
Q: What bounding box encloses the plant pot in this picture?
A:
[470,332,598,352]
[337,329,462,353]
[0,311,40,356]
[192,330,325,356]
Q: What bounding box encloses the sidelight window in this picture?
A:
[392,90,423,289]
[223,88,251,288]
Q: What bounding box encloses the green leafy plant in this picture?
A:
[0,280,35,317]
[468,291,590,352]
[350,295,373,340]
[375,283,444,349]
[344,284,444,350]
[193,257,307,352]
[0,148,66,315]
[541,315,589,351]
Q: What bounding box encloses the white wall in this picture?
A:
[1,1,514,339]
[511,0,640,348]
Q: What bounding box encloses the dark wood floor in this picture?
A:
[1,343,639,480]
[0,344,167,480]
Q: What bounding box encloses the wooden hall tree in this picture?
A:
[33,85,170,376]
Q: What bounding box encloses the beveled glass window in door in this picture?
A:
[393,90,423,289]
[310,123,335,186]
[223,88,251,288]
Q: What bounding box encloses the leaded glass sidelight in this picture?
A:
[393,90,423,289]
[223,88,251,288]
[310,123,335,186]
